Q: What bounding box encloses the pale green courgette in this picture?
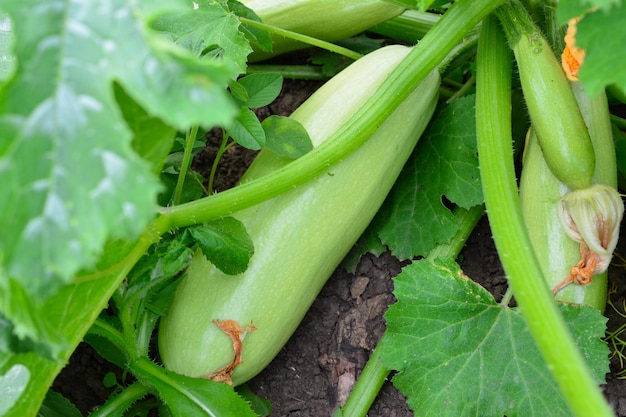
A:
[520,129,604,307]
[520,86,620,310]
[242,0,404,61]
[158,45,440,384]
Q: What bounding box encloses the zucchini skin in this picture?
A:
[242,0,404,61]
[520,86,617,310]
[496,1,595,190]
[519,129,605,307]
[158,45,440,384]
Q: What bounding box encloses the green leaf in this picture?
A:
[229,78,250,104]
[127,233,193,289]
[116,234,194,358]
[236,385,272,416]
[556,0,621,22]
[262,115,313,159]
[573,3,626,95]
[84,332,127,370]
[375,95,483,259]
[0,281,68,360]
[340,221,388,273]
[237,73,282,109]
[130,357,256,417]
[0,364,29,415]
[151,0,252,74]
[115,83,177,176]
[0,13,15,82]
[228,107,265,150]
[380,258,609,417]
[228,0,273,53]
[159,136,206,205]
[37,390,82,417]
[0,0,238,300]
[189,217,254,275]
[0,237,143,417]
[159,169,205,206]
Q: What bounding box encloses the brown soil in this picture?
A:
[54,76,626,417]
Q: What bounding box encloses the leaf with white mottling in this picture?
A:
[0,13,14,82]
[0,364,29,415]
[0,0,239,300]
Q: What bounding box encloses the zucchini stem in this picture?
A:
[475,14,613,417]
[238,17,363,61]
[89,381,152,417]
[246,64,331,80]
[172,125,199,206]
[207,130,230,195]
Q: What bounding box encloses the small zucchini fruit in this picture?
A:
[242,0,404,61]
[519,128,601,307]
[496,0,595,190]
[520,86,620,311]
[158,45,440,384]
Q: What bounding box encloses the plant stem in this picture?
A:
[337,206,484,417]
[238,17,363,61]
[89,318,127,360]
[160,0,506,231]
[172,126,199,206]
[426,205,484,261]
[475,14,614,417]
[370,9,441,42]
[611,114,626,130]
[247,64,331,80]
[207,132,230,195]
[89,381,152,417]
[445,74,476,103]
[335,342,388,417]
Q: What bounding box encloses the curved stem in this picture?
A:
[445,74,476,103]
[611,114,626,130]
[370,9,441,42]
[207,131,229,195]
[172,125,199,206]
[89,381,152,417]
[238,17,363,61]
[475,14,613,417]
[336,344,389,417]
[247,64,331,80]
[89,318,127,361]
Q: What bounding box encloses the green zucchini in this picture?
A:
[242,0,404,61]
[496,1,595,190]
[158,45,440,384]
[520,86,620,310]
[519,128,601,307]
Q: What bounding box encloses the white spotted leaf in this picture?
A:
[0,0,239,300]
